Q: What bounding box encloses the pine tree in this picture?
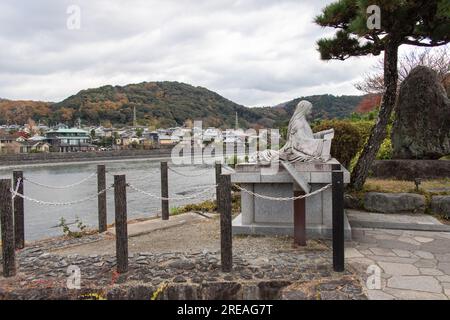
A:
[315,0,450,190]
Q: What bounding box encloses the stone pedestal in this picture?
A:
[231,159,352,239]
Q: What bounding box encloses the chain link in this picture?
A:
[168,166,211,178]
[233,183,331,201]
[23,172,97,189]
[127,183,216,201]
[12,177,22,200]
[10,184,114,207]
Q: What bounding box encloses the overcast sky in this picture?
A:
[0,0,417,107]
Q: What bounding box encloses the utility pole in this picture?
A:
[235,112,239,130]
[133,106,137,128]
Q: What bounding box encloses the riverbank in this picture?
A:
[0,148,174,167]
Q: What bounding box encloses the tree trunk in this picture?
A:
[350,42,399,190]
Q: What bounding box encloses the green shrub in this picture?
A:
[313,120,362,169]
[352,120,375,144]
[377,138,393,160]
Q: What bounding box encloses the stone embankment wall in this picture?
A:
[345,192,450,218]
[371,160,450,180]
[0,147,174,166]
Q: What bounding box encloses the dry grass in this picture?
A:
[364,178,450,195]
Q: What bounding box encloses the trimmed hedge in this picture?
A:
[313,120,362,169]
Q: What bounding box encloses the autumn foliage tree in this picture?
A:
[355,94,382,113]
[315,0,450,190]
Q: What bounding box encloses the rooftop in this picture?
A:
[47,128,89,134]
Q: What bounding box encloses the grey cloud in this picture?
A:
[0,0,379,106]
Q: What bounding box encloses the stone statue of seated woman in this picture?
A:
[250,100,334,164]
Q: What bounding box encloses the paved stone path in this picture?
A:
[348,228,450,300]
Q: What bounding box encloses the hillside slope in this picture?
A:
[0,82,364,128]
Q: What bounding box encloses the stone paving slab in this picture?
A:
[348,228,450,300]
[347,210,450,232]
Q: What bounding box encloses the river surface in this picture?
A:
[0,158,217,241]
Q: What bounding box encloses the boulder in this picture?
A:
[364,192,426,214]
[444,73,450,98]
[392,66,450,159]
[344,193,363,210]
[431,196,450,219]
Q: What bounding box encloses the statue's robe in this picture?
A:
[279,114,326,162]
[251,101,334,164]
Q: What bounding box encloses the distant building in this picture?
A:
[158,134,180,146]
[19,141,50,153]
[0,133,21,154]
[143,131,159,146]
[203,128,222,142]
[46,128,94,152]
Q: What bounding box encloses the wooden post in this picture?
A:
[332,167,345,272]
[219,174,232,272]
[97,165,107,233]
[293,189,306,246]
[160,161,169,220]
[13,171,25,249]
[215,162,222,211]
[114,175,128,274]
[0,179,16,277]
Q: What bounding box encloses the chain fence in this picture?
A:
[168,166,212,178]
[10,164,331,206]
[127,183,217,201]
[23,172,97,189]
[233,183,331,201]
[10,183,114,207]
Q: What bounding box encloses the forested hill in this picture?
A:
[260,94,365,123]
[0,81,364,128]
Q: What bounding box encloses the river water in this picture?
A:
[0,158,217,241]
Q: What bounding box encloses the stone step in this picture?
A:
[347,210,450,232]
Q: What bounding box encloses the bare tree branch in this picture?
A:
[354,45,450,94]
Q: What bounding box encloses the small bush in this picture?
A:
[377,138,393,160]
[313,120,362,169]
[352,120,375,144]
[58,216,88,238]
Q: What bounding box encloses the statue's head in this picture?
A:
[294,100,313,118]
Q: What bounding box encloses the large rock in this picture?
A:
[444,73,450,98]
[392,66,450,159]
[364,192,426,214]
[431,196,450,219]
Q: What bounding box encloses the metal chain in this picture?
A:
[23,172,97,189]
[233,183,332,201]
[11,177,22,200]
[127,183,217,201]
[10,184,114,207]
[168,166,211,178]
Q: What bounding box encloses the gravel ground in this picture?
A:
[51,216,321,256]
[0,214,366,300]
